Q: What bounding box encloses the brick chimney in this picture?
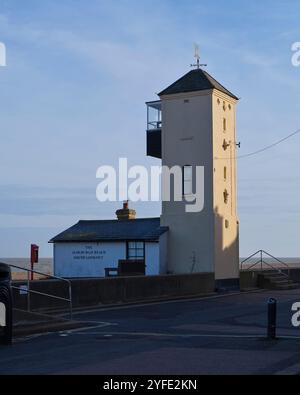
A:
[116,201,136,220]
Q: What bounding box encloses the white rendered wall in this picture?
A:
[159,231,168,274]
[212,91,239,280]
[54,242,126,278]
[145,242,160,275]
[53,241,162,277]
[160,90,215,274]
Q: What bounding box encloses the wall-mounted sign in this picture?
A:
[71,245,107,262]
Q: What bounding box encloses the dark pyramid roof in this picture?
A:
[49,217,168,243]
[158,68,238,100]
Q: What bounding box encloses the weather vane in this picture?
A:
[190,44,207,69]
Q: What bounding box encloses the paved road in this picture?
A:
[2,289,300,374]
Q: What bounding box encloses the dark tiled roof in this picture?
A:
[49,217,168,243]
[158,69,238,100]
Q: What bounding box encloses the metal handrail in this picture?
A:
[147,121,162,129]
[240,250,262,266]
[8,264,71,284]
[261,260,289,278]
[240,249,291,278]
[243,258,262,271]
[261,250,290,270]
[10,286,71,303]
[8,263,72,319]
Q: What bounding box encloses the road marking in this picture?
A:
[14,321,118,343]
[62,330,267,339]
[275,362,300,375]
[62,321,117,334]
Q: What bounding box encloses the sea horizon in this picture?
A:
[2,256,300,275]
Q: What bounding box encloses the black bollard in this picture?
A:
[267,298,277,339]
[0,262,13,345]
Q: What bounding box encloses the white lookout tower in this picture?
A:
[146,65,240,289]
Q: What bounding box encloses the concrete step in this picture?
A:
[258,271,299,290]
[262,272,287,278]
[261,270,282,275]
[269,278,292,284]
[263,273,287,278]
[271,282,299,290]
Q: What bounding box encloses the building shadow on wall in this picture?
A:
[214,206,239,290]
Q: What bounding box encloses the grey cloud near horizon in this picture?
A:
[0,184,161,217]
[0,184,98,216]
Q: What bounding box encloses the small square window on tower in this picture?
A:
[183,165,193,195]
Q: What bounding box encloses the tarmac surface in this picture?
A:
[2,288,300,374]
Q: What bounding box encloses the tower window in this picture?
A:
[223,118,227,132]
[224,166,227,180]
[183,165,193,195]
[225,219,229,229]
[223,189,229,204]
[223,139,229,151]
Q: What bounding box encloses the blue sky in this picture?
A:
[0,0,300,257]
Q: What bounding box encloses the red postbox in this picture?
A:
[30,244,39,280]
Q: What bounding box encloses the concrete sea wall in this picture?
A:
[12,272,215,311]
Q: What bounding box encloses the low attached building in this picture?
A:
[49,207,168,278]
